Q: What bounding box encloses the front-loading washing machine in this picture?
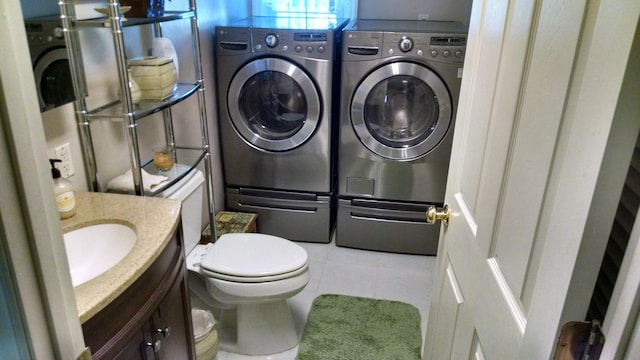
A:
[336,20,467,255]
[216,17,348,243]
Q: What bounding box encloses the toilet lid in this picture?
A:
[200,233,308,278]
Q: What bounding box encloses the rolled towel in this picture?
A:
[107,169,169,193]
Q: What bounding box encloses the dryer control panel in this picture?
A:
[24,17,67,63]
[383,32,466,65]
[343,29,466,65]
[428,36,467,62]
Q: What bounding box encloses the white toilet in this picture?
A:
[159,168,310,355]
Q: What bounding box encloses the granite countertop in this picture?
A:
[61,192,181,323]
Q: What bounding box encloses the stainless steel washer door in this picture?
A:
[351,62,452,160]
[227,58,321,152]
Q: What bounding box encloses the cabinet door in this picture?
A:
[112,327,146,360]
[153,272,194,359]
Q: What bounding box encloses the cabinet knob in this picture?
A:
[156,326,171,338]
[146,340,162,353]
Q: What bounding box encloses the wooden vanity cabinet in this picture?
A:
[150,270,193,359]
[82,224,195,359]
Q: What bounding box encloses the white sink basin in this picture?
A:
[63,223,136,287]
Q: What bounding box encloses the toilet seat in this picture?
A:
[199,233,308,283]
[201,262,309,283]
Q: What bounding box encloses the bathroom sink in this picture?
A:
[63,223,136,287]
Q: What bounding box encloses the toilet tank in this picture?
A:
[157,165,205,254]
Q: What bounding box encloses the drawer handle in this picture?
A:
[156,326,171,338]
[146,339,162,352]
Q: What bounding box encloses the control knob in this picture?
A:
[53,26,64,39]
[265,33,279,48]
[399,36,414,52]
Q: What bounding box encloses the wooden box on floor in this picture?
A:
[200,211,258,243]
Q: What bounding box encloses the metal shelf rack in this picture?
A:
[59,0,216,238]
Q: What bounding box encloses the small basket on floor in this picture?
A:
[192,308,218,360]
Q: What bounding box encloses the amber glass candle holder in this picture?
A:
[152,146,174,171]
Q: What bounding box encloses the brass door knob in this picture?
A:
[426,204,450,226]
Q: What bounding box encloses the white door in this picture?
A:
[424,0,639,359]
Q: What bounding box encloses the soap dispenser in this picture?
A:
[49,159,76,219]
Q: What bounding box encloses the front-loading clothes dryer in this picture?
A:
[336,20,467,255]
[215,17,348,243]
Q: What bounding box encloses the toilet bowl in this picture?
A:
[188,233,309,355]
[159,169,310,355]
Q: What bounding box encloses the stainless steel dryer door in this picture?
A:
[351,62,452,160]
[33,48,76,112]
[227,58,321,152]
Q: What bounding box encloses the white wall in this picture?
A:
[358,0,472,24]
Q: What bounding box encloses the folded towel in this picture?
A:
[107,169,169,193]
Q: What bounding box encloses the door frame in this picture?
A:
[593,16,640,358]
[517,1,639,356]
[1,0,86,358]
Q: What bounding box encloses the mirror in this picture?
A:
[21,1,81,112]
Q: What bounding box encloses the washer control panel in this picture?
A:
[217,25,341,60]
[251,29,334,60]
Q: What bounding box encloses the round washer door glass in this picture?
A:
[228,58,321,152]
[351,62,452,160]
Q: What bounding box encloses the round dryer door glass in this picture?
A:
[34,48,75,112]
[228,58,321,152]
[364,75,438,147]
[351,62,452,160]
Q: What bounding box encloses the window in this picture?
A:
[252,0,358,20]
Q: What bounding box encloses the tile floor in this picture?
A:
[215,238,437,360]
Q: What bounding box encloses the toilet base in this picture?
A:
[217,301,299,355]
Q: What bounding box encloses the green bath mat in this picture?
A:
[297,294,422,359]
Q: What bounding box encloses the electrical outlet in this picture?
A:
[54,143,75,178]
[418,13,430,21]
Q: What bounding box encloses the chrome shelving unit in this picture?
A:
[59,0,216,237]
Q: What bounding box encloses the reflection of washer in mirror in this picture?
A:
[33,48,75,111]
[25,16,84,112]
